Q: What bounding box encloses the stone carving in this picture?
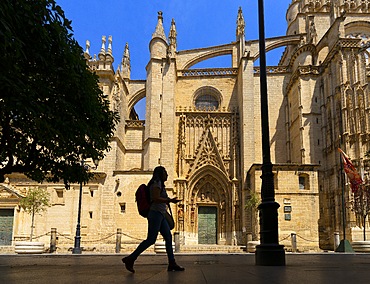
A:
[168,19,177,58]
[180,68,237,77]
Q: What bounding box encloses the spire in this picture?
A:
[98,35,106,60]
[105,35,114,64]
[236,7,246,60]
[85,40,90,55]
[84,40,91,60]
[122,42,130,67]
[121,42,131,78]
[168,18,177,58]
[236,7,245,39]
[152,11,167,42]
[107,35,113,56]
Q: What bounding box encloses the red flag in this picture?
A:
[338,148,363,192]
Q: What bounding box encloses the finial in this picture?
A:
[124,43,130,60]
[121,42,131,78]
[152,11,167,42]
[168,18,177,58]
[169,19,177,43]
[85,40,90,55]
[100,35,106,54]
[236,7,245,38]
[107,35,113,56]
[122,42,130,67]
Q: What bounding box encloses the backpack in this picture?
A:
[135,184,151,217]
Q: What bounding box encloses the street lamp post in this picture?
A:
[72,160,85,254]
[72,159,99,254]
[255,0,286,266]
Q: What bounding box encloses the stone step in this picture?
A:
[180,245,246,253]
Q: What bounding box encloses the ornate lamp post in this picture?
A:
[72,159,99,254]
[255,0,286,265]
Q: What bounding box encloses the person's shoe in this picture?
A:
[122,256,135,273]
[168,260,185,271]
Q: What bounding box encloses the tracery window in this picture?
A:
[194,87,221,111]
[195,94,219,110]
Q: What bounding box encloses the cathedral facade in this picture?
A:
[1,0,370,252]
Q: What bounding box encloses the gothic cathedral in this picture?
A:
[1,1,370,252]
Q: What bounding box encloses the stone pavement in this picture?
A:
[1,253,370,284]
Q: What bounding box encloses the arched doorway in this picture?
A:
[187,167,231,245]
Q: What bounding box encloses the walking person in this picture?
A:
[122,166,184,273]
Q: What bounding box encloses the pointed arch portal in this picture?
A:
[176,109,239,245]
[187,166,231,245]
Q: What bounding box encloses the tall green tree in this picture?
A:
[0,0,119,186]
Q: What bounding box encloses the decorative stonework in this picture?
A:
[253,66,290,74]
[177,112,238,179]
[179,68,237,77]
[125,120,145,128]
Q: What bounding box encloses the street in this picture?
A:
[1,253,370,284]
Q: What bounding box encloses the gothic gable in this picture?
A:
[187,127,227,177]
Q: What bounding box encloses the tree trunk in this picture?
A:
[30,210,35,242]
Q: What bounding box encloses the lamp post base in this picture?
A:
[72,247,82,254]
[255,244,286,266]
[335,239,354,252]
[72,234,82,254]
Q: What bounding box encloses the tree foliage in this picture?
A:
[245,192,260,210]
[0,0,119,185]
[19,187,50,241]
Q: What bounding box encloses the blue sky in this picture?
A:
[56,0,292,118]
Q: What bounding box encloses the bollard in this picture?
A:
[174,232,180,252]
[334,232,340,251]
[50,228,57,253]
[116,228,122,253]
[291,232,297,252]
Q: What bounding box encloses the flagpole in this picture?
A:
[340,154,346,241]
[336,149,354,252]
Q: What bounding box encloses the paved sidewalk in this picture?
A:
[1,253,370,283]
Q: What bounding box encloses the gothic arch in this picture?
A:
[193,86,223,110]
[186,165,231,243]
[288,44,316,68]
[345,21,370,37]
[127,88,146,116]
[182,47,233,70]
[187,165,230,202]
[252,34,302,61]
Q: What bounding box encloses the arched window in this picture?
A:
[194,87,221,111]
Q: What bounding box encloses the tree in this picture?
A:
[0,0,119,186]
[19,187,50,241]
[245,191,260,240]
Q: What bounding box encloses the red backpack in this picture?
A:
[135,184,151,217]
